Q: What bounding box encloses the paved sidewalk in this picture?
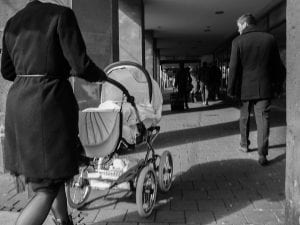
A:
[0,98,286,225]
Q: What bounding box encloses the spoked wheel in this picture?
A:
[136,166,157,217]
[158,151,173,193]
[66,168,91,209]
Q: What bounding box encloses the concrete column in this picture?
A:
[155,49,161,84]
[152,39,159,82]
[72,0,119,109]
[145,30,154,77]
[118,0,144,65]
[285,0,300,224]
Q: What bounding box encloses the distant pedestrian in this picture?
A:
[175,63,191,109]
[189,67,199,103]
[209,62,222,100]
[199,62,210,105]
[1,1,107,224]
[227,13,285,166]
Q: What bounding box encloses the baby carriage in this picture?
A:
[66,61,173,217]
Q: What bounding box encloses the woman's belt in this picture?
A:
[16,75,69,81]
[17,74,47,77]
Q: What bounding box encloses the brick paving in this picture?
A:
[0,98,286,225]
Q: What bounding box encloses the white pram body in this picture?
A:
[68,62,172,218]
[78,62,162,157]
[82,74,162,146]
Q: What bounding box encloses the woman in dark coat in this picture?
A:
[1,1,107,224]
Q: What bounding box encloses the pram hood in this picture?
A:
[79,62,163,157]
[101,61,163,125]
[101,61,153,106]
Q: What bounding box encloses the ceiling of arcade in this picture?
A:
[144,0,284,58]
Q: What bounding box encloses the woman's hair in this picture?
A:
[237,13,257,25]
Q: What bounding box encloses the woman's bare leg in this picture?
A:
[15,190,57,225]
[51,184,71,224]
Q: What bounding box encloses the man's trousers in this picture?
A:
[240,99,271,156]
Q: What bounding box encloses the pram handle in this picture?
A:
[105,77,135,105]
[104,78,145,134]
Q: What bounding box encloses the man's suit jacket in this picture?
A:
[227,25,285,100]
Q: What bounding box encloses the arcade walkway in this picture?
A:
[0,98,286,225]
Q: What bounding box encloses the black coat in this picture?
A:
[1,1,106,179]
[227,26,285,100]
[175,68,191,93]
[199,66,211,86]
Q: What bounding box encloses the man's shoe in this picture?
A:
[239,146,249,153]
[258,156,269,166]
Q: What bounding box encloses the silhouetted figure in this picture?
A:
[189,67,199,103]
[209,62,222,100]
[175,63,191,109]
[227,14,285,166]
[199,62,210,105]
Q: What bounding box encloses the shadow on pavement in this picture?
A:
[75,157,285,224]
[248,143,286,153]
[162,101,237,116]
[269,152,286,165]
[152,110,286,150]
[163,97,286,116]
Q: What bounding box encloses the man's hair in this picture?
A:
[237,14,257,25]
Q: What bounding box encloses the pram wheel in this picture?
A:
[158,151,173,193]
[66,168,91,209]
[136,166,157,217]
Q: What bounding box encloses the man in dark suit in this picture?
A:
[227,14,285,166]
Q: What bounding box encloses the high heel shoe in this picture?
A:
[52,215,74,225]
